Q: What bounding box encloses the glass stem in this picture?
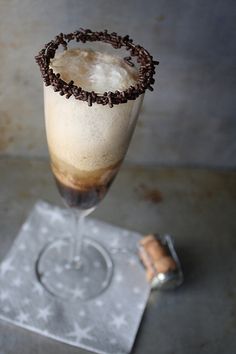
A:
[70,208,94,268]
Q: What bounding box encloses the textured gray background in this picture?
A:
[0,0,236,167]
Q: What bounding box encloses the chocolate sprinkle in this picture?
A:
[124,56,135,67]
[35,29,159,107]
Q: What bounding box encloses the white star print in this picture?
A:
[115,273,124,283]
[49,212,64,223]
[12,277,23,287]
[95,299,104,307]
[0,290,9,301]
[133,287,141,294]
[22,224,30,232]
[0,258,14,277]
[71,287,85,299]
[137,303,144,310]
[19,243,26,251]
[32,283,44,295]
[79,310,86,317]
[51,240,65,253]
[110,238,120,248]
[23,265,31,273]
[82,277,90,283]
[116,303,122,310]
[101,281,107,288]
[56,282,63,289]
[110,314,128,330]
[16,311,29,324]
[67,322,94,343]
[41,227,48,234]
[109,338,117,345]
[37,306,52,322]
[128,257,137,266]
[107,261,113,269]
[92,227,99,234]
[55,265,63,274]
[22,298,30,306]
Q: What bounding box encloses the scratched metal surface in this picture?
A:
[0,158,235,354]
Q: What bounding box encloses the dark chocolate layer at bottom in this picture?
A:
[54,176,114,210]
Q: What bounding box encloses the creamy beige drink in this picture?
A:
[35,30,157,300]
[44,48,140,209]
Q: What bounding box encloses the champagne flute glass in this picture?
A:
[35,29,157,300]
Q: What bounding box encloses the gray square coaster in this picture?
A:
[0,201,150,354]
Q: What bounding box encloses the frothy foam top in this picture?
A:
[50,48,138,93]
[45,48,141,177]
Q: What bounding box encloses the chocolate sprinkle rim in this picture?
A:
[35,29,159,108]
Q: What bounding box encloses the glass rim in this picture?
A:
[35,28,159,108]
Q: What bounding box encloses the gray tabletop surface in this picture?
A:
[0,157,235,354]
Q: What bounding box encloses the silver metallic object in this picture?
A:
[138,234,184,291]
[150,235,184,290]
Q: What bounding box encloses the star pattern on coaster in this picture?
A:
[55,265,63,274]
[41,227,48,234]
[16,311,29,324]
[95,299,104,307]
[114,272,124,283]
[19,243,26,251]
[109,338,118,345]
[0,290,9,302]
[37,306,52,322]
[71,287,85,300]
[110,314,128,330]
[56,282,63,289]
[22,298,30,306]
[128,257,137,266]
[0,258,14,277]
[115,303,122,310]
[22,223,30,232]
[32,283,44,296]
[23,265,31,273]
[109,238,120,249]
[82,276,90,284]
[12,277,23,288]
[92,226,99,235]
[122,230,129,236]
[101,281,108,288]
[67,322,95,343]
[48,212,64,223]
[51,240,66,253]
[79,309,86,317]
[0,202,150,354]
[137,303,145,311]
[133,287,141,294]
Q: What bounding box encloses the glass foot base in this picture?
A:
[36,238,113,301]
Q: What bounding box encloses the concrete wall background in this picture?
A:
[0,0,235,168]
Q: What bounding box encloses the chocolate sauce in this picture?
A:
[54,176,114,210]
